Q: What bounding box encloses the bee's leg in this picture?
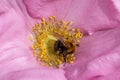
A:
[63,52,67,66]
[63,55,66,63]
[76,44,79,46]
[56,51,60,54]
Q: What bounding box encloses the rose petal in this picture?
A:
[0,68,66,80]
[24,0,120,34]
[64,27,120,80]
[0,0,35,76]
[112,0,120,12]
[0,1,66,80]
[0,45,66,80]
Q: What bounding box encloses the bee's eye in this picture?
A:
[57,41,64,48]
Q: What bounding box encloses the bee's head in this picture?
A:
[54,39,77,63]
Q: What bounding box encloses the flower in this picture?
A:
[0,0,120,80]
[0,0,66,80]
[31,17,83,67]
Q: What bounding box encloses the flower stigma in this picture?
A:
[31,16,83,68]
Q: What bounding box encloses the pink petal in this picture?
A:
[0,0,66,80]
[24,0,120,34]
[64,27,120,80]
[112,0,120,12]
[0,68,66,80]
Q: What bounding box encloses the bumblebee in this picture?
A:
[54,39,78,63]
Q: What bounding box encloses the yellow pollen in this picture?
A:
[31,16,83,68]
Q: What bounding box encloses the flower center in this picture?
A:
[31,16,83,68]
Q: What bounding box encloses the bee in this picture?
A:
[54,39,78,63]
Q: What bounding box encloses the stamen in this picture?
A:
[31,16,83,68]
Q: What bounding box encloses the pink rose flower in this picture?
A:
[0,0,120,80]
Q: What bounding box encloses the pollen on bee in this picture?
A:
[31,16,83,68]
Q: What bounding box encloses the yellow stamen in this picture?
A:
[30,16,83,68]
